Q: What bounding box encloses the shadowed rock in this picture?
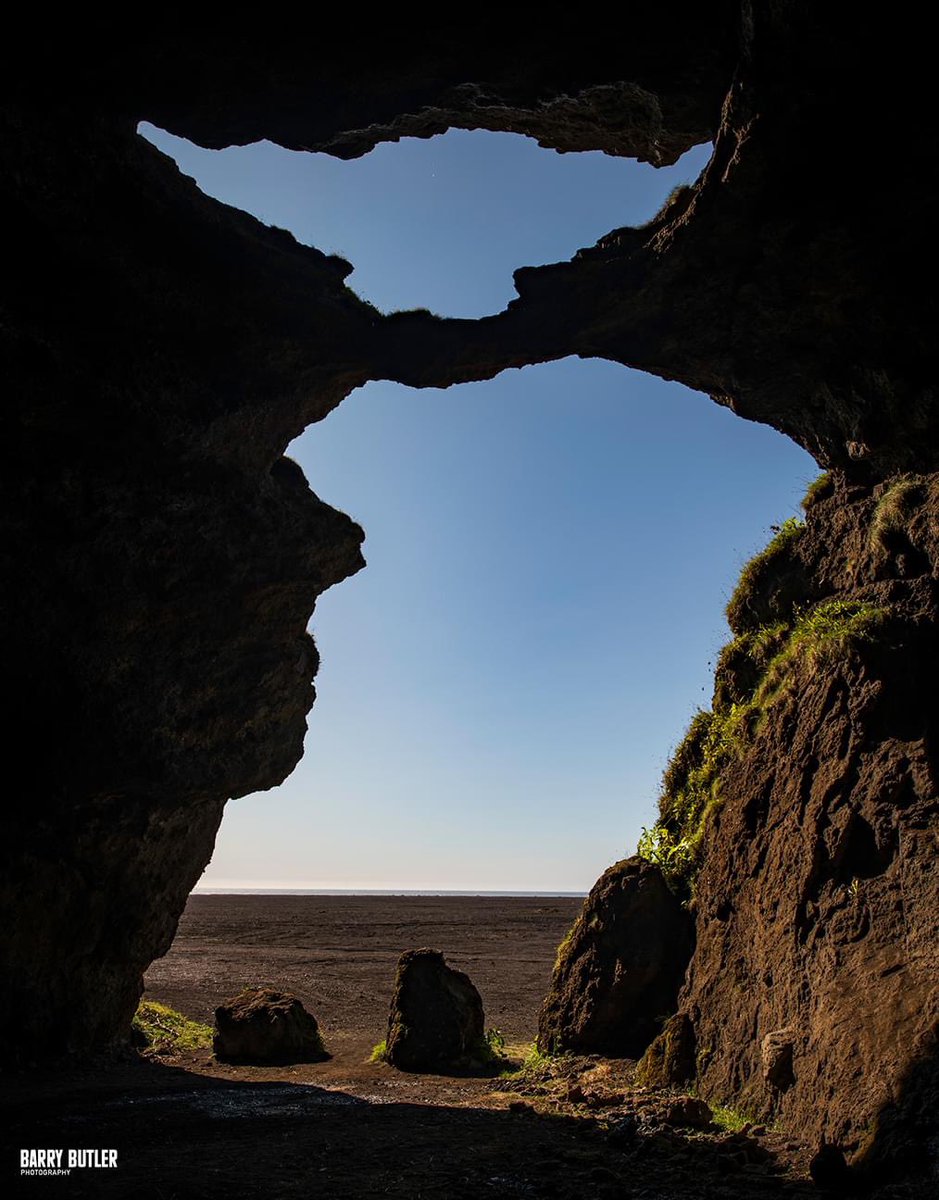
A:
[213,987,327,1064]
[537,857,694,1057]
[637,1012,697,1088]
[385,949,486,1072]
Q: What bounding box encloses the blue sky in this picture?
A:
[141,125,815,892]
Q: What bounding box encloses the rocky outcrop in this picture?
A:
[213,988,326,1064]
[537,859,694,1057]
[384,949,486,1072]
[658,473,939,1175]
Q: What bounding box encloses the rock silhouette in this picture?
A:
[384,949,487,1072]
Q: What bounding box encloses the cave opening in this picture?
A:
[138,124,815,895]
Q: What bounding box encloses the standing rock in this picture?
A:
[637,1011,697,1088]
[213,987,327,1064]
[384,948,486,1071]
[538,857,694,1057]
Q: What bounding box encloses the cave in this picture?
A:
[2,6,937,1189]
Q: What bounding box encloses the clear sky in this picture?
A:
[140,125,816,893]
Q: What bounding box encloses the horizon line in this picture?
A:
[192,887,588,897]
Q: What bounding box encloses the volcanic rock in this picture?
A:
[384,948,486,1072]
[679,474,939,1169]
[537,858,694,1057]
[637,1012,697,1088]
[760,1029,795,1091]
[213,987,327,1064]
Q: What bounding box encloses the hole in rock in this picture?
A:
[139,123,709,318]
[140,125,816,894]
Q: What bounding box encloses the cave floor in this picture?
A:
[2,1040,842,1199]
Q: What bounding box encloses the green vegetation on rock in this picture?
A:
[132,1000,213,1054]
[725,517,804,635]
[869,474,927,551]
[801,471,834,511]
[638,520,889,896]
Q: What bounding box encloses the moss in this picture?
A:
[640,552,888,895]
[869,474,927,552]
[725,517,805,636]
[553,923,578,973]
[639,706,738,894]
[741,598,887,727]
[132,1000,213,1054]
[801,471,834,511]
[713,623,789,709]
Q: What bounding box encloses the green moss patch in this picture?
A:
[801,471,834,511]
[725,517,804,636]
[132,1000,213,1054]
[869,474,927,551]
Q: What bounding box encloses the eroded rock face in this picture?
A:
[384,949,485,1072]
[682,473,939,1173]
[537,858,694,1057]
[214,988,326,1064]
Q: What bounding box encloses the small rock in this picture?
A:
[213,987,327,1064]
[637,1012,697,1088]
[607,1114,640,1144]
[809,1141,855,1192]
[663,1095,713,1128]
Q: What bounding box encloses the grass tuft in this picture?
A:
[725,517,804,636]
[369,1039,388,1063]
[132,1001,213,1054]
[710,1103,752,1132]
[801,472,834,511]
[869,475,927,551]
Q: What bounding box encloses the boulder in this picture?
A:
[213,987,326,1064]
[537,857,694,1057]
[384,948,485,1071]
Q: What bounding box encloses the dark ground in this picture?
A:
[3,895,923,1198]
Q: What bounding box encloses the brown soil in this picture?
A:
[0,894,843,1199]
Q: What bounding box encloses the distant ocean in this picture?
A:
[193,888,587,897]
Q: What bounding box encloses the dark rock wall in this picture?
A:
[0,111,370,1056]
[684,474,939,1171]
[1,9,936,1168]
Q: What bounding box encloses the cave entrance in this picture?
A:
[139,125,814,895]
